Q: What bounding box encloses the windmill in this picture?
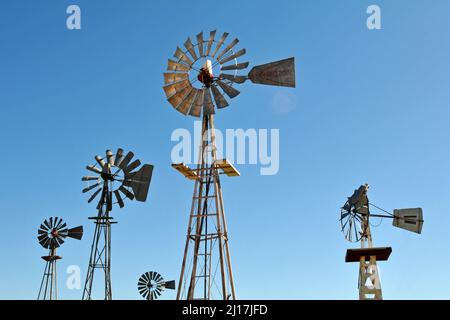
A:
[81,148,153,300]
[137,271,175,300]
[340,184,424,300]
[37,217,83,300]
[163,30,295,300]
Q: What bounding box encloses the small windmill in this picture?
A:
[340,184,424,300]
[81,148,153,300]
[37,217,83,300]
[163,30,295,300]
[137,271,175,300]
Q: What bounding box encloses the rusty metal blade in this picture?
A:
[203,88,215,115]
[174,46,193,66]
[220,62,249,71]
[219,48,246,65]
[197,32,204,57]
[220,73,247,84]
[210,85,229,109]
[216,38,239,61]
[177,88,197,115]
[167,59,190,72]
[163,72,188,85]
[183,37,198,61]
[189,89,204,117]
[248,57,296,87]
[205,30,216,56]
[163,79,191,98]
[216,80,240,98]
[210,32,229,58]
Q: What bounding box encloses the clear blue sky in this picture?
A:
[1,0,449,300]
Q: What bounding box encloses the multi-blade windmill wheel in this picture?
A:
[82,148,154,210]
[163,30,295,117]
[37,217,83,249]
[137,271,175,300]
[340,185,370,243]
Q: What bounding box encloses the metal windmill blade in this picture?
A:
[340,184,370,243]
[137,271,175,300]
[82,148,154,210]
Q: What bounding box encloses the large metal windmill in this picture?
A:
[81,148,153,300]
[37,217,83,300]
[163,30,295,300]
[340,184,424,300]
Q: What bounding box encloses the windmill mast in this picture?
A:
[176,114,237,300]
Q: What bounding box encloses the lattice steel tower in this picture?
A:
[81,148,153,300]
[162,30,296,300]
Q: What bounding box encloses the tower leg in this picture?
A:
[359,255,382,300]
[38,249,58,300]
[177,114,236,300]
[82,212,113,300]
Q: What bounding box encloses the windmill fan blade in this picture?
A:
[95,155,106,168]
[174,46,193,66]
[82,182,101,193]
[177,88,197,115]
[210,85,229,109]
[106,150,114,166]
[211,32,229,58]
[82,176,99,181]
[67,226,83,240]
[203,88,215,115]
[164,280,176,290]
[126,164,153,202]
[197,31,204,57]
[205,30,216,56]
[220,73,247,84]
[86,165,102,174]
[119,151,134,170]
[216,38,239,61]
[247,57,296,87]
[189,89,204,117]
[219,48,246,65]
[221,62,249,71]
[114,148,124,167]
[49,217,54,228]
[119,186,135,200]
[88,187,102,203]
[39,223,49,231]
[43,219,51,229]
[167,59,190,72]
[183,37,198,61]
[163,79,191,98]
[168,86,191,110]
[164,72,188,85]
[114,190,125,208]
[216,80,240,98]
[124,159,141,174]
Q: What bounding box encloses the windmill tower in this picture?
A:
[340,184,424,300]
[137,271,175,300]
[81,148,153,300]
[163,30,296,300]
[37,217,83,300]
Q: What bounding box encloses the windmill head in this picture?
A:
[392,208,424,234]
[163,30,296,118]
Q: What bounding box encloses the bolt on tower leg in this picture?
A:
[82,189,114,300]
[176,114,236,300]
